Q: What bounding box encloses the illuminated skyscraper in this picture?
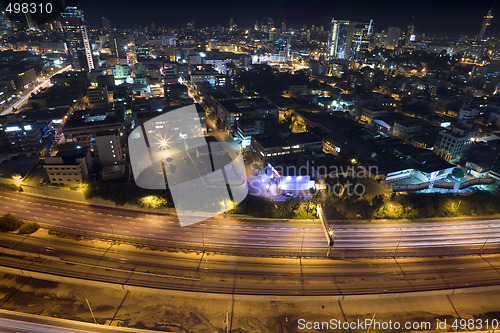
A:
[274,37,290,59]
[327,19,373,59]
[61,7,94,71]
[0,10,13,37]
[477,5,494,41]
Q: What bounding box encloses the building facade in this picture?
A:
[327,19,373,59]
[44,147,92,186]
[61,7,94,71]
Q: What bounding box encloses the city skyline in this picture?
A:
[2,0,500,330]
[74,0,499,37]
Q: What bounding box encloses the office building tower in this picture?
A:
[403,17,416,46]
[386,27,402,49]
[61,7,94,71]
[327,19,373,59]
[101,16,111,30]
[477,6,494,41]
[274,38,290,59]
[281,21,286,32]
[268,17,274,30]
[24,13,38,31]
[0,10,13,37]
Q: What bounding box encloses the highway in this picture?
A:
[1,232,500,296]
[0,190,499,257]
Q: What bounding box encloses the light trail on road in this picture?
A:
[1,233,500,296]
[0,190,499,257]
[0,65,72,116]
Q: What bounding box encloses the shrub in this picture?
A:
[0,182,21,192]
[18,222,39,234]
[137,195,168,209]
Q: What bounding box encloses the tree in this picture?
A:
[373,200,404,219]
[452,167,465,179]
[0,214,23,232]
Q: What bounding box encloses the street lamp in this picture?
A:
[394,228,404,258]
[327,229,334,257]
[480,225,493,252]
[201,222,205,251]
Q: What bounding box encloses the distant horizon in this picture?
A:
[68,0,500,38]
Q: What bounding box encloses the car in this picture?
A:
[285,193,293,197]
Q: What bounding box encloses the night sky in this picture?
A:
[75,0,498,37]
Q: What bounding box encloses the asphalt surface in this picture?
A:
[1,232,500,296]
[0,190,499,257]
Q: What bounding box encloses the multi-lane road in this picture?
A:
[0,190,499,257]
[2,232,500,296]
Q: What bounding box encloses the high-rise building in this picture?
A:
[386,27,402,49]
[327,19,373,59]
[0,10,13,37]
[61,7,94,71]
[403,17,416,46]
[101,16,111,31]
[477,6,494,41]
[274,38,290,59]
[268,17,274,30]
[24,13,38,31]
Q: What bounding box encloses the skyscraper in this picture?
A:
[274,37,290,59]
[327,19,373,60]
[477,5,494,41]
[24,13,38,31]
[0,10,13,37]
[101,16,111,31]
[61,7,94,71]
[386,27,402,49]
